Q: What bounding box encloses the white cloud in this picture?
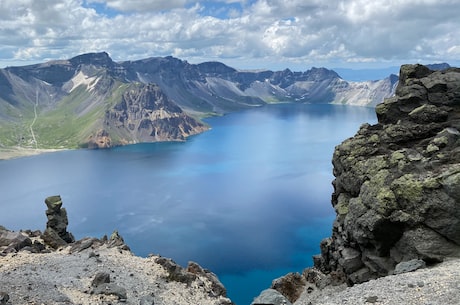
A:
[0,0,460,69]
[86,0,188,12]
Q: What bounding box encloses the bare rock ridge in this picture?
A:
[0,196,232,305]
[255,64,460,304]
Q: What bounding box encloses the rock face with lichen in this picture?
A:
[314,64,460,285]
[42,195,75,249]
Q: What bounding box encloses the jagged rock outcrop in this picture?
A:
[87,129,112,149]
[314,64,460,285]
[42,195,75,249]
[271,272,307,303]
[187,261,228,298]
[0,226,32,254]
[104,83,208,144]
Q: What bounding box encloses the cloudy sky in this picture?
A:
[1,0,459,70]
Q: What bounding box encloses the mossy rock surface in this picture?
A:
[318,64,460,285]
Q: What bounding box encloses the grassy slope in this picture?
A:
[33,81,132,148]
[0,81,127,149]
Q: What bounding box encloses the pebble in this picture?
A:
[365,295,378,303]
[0,292,10,305]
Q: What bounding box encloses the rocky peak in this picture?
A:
[122,83,182,113]
[315,64,460,285]
[306,67,341,81]
[196,61,237,75]
[69,52,115,69]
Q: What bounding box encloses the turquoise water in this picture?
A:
[0,103,376,304]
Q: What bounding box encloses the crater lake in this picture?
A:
[0,103,377,305]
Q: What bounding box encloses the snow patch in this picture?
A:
[67,71,99,93]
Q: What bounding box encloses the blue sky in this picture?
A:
[1,0,460,70]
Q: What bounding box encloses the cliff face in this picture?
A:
[88,83,208,148]
[315,64,460,284]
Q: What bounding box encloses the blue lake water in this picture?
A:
[0,103,376,305]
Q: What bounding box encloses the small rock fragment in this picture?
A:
[0,292,9,305]
[251,288,292,305]
[365,296,378,303]
[394,259,426,275]
[92,272,110,287]
[140,293,155,305]
[92,283,127,300]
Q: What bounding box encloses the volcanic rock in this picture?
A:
[251,288,292,305]
[41,195,75,249]
[315,64,460,284]
[271,272,307,303]
[0,292,9,305]
[0,227,32,254]
[187,261,227,298]
[393,259,426,275]
[91,272,111,287]
[155,257,197,284]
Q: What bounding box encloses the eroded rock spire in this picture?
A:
[42,195,75,249]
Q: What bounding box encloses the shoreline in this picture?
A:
[0,147,68,160]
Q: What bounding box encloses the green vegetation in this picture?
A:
[0,79,137,149]
[30,86,99,148]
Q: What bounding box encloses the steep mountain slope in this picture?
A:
[333,74,399,106]
[0,53,208,149]
[0,52,396,151]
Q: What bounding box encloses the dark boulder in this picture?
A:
[0,228,32,253]
[92,283,127,300]
[91,272,111,287]
[271,272,306,303]
[155,257,197,284]
[90,271,127,300]
[0,292,9,305]
[69,237,102,253]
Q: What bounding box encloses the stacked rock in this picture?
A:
[42,195,75,249]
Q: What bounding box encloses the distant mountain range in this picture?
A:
[0,52,445,149]
[334,63,451,81]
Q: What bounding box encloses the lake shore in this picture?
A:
[0,147,68,160]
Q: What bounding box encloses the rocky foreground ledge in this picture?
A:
[0,196,232,305]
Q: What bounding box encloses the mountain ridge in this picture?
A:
[0,52,398,152]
